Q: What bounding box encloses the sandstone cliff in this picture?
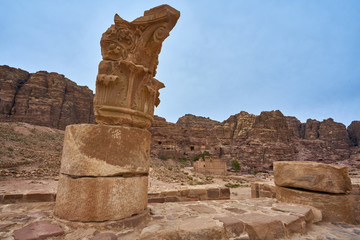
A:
[150,111,360,171]
[0,65,95,129]
[1,65,359,171]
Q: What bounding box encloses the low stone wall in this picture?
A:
[148,186,230,203]
[0,186,230,204]
[251,182,360,224]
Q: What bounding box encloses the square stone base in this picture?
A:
[54,174,148,222]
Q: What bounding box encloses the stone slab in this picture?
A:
[54,174,148,221]
[60,124,150,176]
[274,161,352,194]
[13,220,64,240]
[237,213,286,240]
[275,185,357,224]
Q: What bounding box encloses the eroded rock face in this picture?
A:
[274,161,352,194]
[0,65,95,130]
[348,121,360,146]
[150,110,359,171]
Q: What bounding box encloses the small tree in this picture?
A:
[201,151,211,160]
[231,160,241,171]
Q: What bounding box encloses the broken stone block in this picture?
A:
[177,217,225,240]
[13,221,64,240]
[237,213,286,240]
[271,202,317,222]
[274,161,352,194]
[276,185,356,223]
[60,124,151,176]
[54,175,148,221]
[214,216,245,238]
[271,214,306,235]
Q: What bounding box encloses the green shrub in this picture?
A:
[225,183,240,188]
[160,155,168,160]
[193,155,200,161]
[201,151,211,160]
[231,160,241,171]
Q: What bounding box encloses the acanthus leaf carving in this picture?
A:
[94,5,179,129]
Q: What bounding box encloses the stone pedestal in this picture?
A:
[54,124,150,221]
[54,175,148,221]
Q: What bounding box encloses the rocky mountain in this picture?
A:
[0,65,95,130]
[150,111,360,171]
[1,65,359,171]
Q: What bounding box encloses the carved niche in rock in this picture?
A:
[94,5,180,129]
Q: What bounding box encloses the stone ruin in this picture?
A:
[54,5,180,221]
[252,161,360,224]
[193,156,227,175]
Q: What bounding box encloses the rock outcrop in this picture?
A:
[348,121,360,146]
[1,66,359,171]
[0,65,95,130]
[149,111,359,171]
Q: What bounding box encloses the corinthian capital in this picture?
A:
[100,4,180,76]
[94,5,180,129]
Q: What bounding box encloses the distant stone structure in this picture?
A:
[54,4,180,221]
[193,156,227,175]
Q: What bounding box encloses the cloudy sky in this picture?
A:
[0,0,359,126]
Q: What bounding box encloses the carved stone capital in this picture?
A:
[94,4,180,128]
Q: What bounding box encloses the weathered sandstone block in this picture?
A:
[60,124,150,176]
[54,175,148,221]
[274,161,352,194]
[275,186,357,224]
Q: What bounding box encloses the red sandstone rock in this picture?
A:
[90,233,118,240]
[13,220,64,240]
[237,213,286,240]
[0,65,94,129]
[348,121,360,146]
[274,161,352,194]
[2,65,359,171]
[149,110,358,171]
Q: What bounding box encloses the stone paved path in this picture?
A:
[1,198,359,239]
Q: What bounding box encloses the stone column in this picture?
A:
[54,5,180,222]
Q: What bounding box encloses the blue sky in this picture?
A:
[0,0,359,126]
